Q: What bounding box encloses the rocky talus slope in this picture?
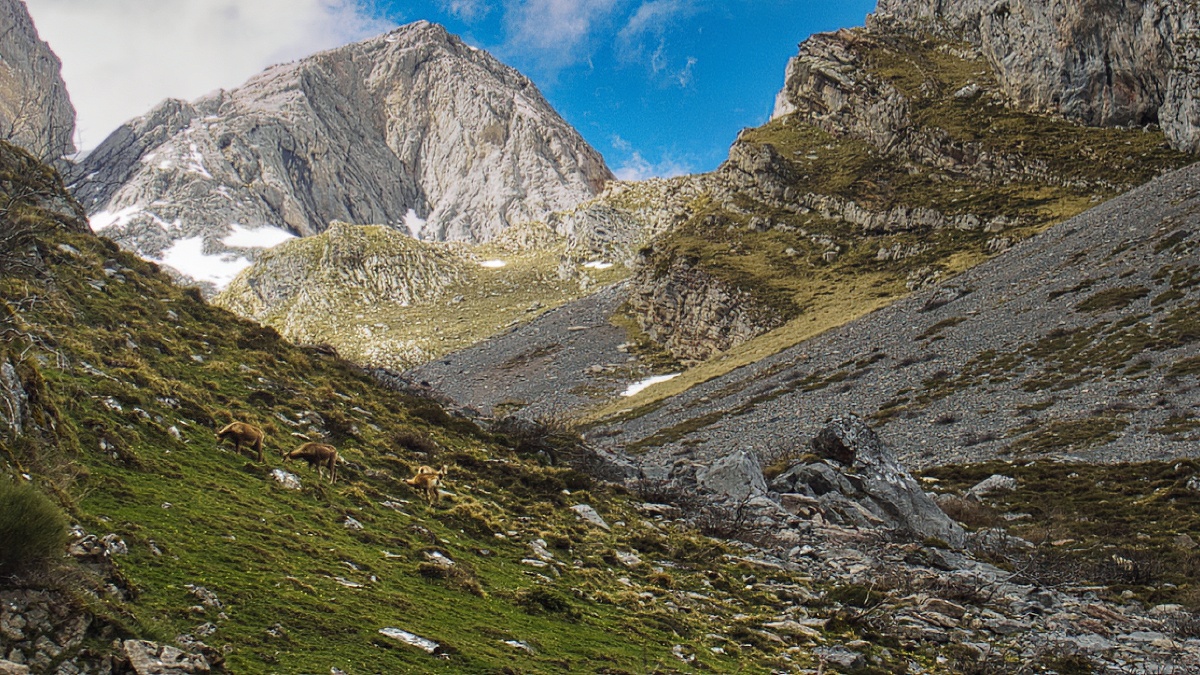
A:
[585,159,1200,473]
[0,0,74,161]
[69,20,612,292]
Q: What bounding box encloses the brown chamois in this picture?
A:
[283,442,339,484]
[216,421,265,463]
[404,465,447,504]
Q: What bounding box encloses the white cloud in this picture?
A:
[24,0,393,151]
[438,0,491,22]
[618,0,694,43]
[613,151,693,181]
[615,0,700,87]
[503,0,622,69]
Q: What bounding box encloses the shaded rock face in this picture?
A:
[770,415,967,548]
[0,359,27,435]
[0,0,75,161]
[628,253,786,363]
[71,20,612,290]
[870,0,1200,152]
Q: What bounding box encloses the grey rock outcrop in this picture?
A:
[123,640,210,675]
[696,450,770,502]
[0,589,91,673]
[71,20,612,291]
[770,415,967,548]
[0,359,27,436]
[870,0,1200,152]
[628,252,786,363]
[0,0,75,160]
[215,222,468,364]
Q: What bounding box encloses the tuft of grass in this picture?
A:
[1074,286,1150,313]
[0,479,69,575]
[922,459,1200,608]
[1005,416,1128,455]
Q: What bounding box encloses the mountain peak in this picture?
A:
[70,21,612,292]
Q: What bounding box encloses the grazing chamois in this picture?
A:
[283,442,339,484]
[216,421,265,463]
[405,465,447,504]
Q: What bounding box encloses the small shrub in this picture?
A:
[441,501,501,538]
[1074,286,1149,313]
[936,494,1001,529]
[417,561,484,597]
[825,583,879,608]
[1035,652,1096,675]
[515,587,578,619]
[648,571,674,589]
[0,480,69,575]
[393,429,438,455]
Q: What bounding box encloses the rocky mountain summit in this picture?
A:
[69,20,612,292]
[870,0,1200,152]
[0,0,75,161]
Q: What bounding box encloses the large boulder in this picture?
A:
[771,414,966,548]
[696,449,769,502]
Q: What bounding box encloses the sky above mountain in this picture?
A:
[25,0,874,178]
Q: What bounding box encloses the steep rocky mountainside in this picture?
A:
[296,2,1200,380]
[69,20,612,292]
[411,15,1193,416]
[619,21,1191,366]
[0,0,74,161]
[215,222,624,369]
[871,0,1200,151]
[585,160,1200,474]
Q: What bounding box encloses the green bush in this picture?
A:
[0,480,68,575]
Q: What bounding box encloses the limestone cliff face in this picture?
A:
[71,21,612,290]
[868,0,1200,152]
[627,253,785,364]
[0,0,75,160]
[612,5,1193,365]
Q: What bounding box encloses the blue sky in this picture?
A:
[378,0,877,178]
[27,0,875,176]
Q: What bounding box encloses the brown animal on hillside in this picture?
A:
[216,422,265,463]
[405,465,447,504]
[283,442,339,484]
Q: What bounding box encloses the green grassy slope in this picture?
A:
[1,228,760,673]
[0,142,882,674]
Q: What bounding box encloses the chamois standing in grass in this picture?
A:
[216,422,265,463]
[284,442,339,484]
[405,465,447,504]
